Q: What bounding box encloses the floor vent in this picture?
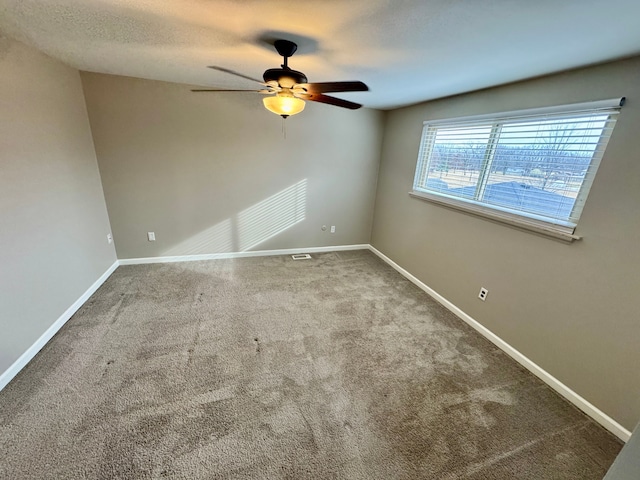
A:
[291,254,312,260]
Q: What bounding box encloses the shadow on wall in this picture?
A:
[162,179,307,255]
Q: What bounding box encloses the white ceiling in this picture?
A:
[1,0,639,110]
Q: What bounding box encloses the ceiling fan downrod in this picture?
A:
[274,39,298,69]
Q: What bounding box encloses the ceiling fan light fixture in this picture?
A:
[263,94,305,118]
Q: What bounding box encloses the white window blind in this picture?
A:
[412,98,624,233]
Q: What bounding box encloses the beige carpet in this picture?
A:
[0,250,622,479]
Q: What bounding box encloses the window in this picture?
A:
[411,98,624,241]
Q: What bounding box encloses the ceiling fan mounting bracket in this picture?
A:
[274,40,298,60]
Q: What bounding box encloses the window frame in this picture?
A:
[410,98,625,242]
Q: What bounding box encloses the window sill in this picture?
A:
[409,190,582,243]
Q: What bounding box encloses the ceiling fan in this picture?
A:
[192,39,369,118]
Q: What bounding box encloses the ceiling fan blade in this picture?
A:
[191,89,271,93]
[207,66,264,84]
[296,93,363,110]
[294,81,369,94]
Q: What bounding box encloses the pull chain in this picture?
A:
[282,116,287,139]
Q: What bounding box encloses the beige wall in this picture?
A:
[371,57,640,430]
[0,38,116,373]
[81,73,383,259]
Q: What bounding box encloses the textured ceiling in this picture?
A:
[1,0,639,109]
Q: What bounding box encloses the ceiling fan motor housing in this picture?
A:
[263,68,307,88]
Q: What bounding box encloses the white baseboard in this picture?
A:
[118,244,370,265]
[0,260,119,392]
[368,245,631,442]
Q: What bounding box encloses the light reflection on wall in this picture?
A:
[237,179,307,251]
[162,218,233,255]
[160,179,307,255]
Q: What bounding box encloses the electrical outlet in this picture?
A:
[478,287,488,301]
[330,225,336,233]
[148,232,156,241]
[107,233,113,244]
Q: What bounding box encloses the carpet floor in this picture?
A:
[0,250,622,479]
